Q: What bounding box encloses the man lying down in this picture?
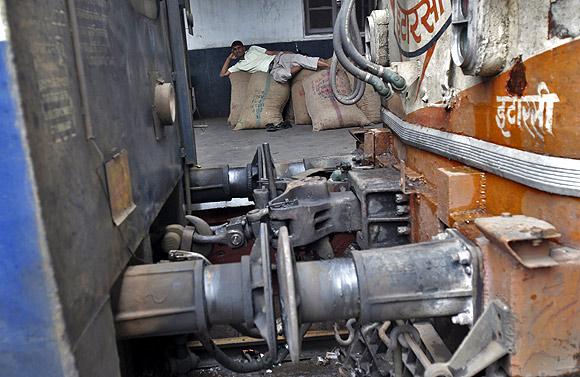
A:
[219,40,329,83]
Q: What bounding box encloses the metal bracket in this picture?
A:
[269,176,362,248]
[390,60,422,98]
[276,226,300,362]
[424,300,515,377]
[246,223,277,362]
[475,215,560,268]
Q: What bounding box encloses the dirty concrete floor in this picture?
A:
[194,118,371,166]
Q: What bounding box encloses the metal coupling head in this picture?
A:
[382,69,407,92]
[368,75,393,98]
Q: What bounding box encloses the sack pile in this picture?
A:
[228,72,251,126]
[289,69,315,125]
[234,72,290,130]
[226,59,381,131]
[303,69,369,131]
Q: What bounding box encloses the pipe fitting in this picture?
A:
[368,76,393,98]
[382,70,407,92]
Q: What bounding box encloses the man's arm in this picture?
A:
[220,52,236,77]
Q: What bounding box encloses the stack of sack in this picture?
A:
[227,72,251,127]
[235,72,290,130]
[227,60,381,131]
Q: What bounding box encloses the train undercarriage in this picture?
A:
[114,130,580,377]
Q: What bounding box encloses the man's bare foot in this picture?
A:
[317,58,330,69]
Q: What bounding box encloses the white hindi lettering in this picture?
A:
[495,82,560,140]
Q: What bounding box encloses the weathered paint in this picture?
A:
[549,0,580,39]
[505,57,527,97]
[495,81,560,141]
[411,190,442,242]
[389,0,579,122]
[400,146,580,249]
[379,6,580,371]
[0,5,77,376]
[369,121,580,245]
[477,235,580,377]
[404,39,580,158]
[3,0,185,375]
[389,0,452,58]
[435,166,486,226]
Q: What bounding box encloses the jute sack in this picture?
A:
[303,69,370,131]
[347,74,382,123]
[235,72,290,130]
[228,72,251,126]
[284,100,295,123]
[290,69,315,125]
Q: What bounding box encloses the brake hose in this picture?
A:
[330,54,365,105]
[332,4,391,100]
[333,1,392,97]
[330,4,365,104]
[198,332,273,373]
[340,0,406,92]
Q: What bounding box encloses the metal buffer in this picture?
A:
[115,228,480,369]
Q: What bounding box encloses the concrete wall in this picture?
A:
[187,0,330,50]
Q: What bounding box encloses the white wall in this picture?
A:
[187,0,330,50]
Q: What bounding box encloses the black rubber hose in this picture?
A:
[198,332,273,373]
[332,10,390,98]
[332,2,392,98]
[330,5,365,104]
[340,0,406,92]
[330,6,365,103]
[349,7,365,53]
[330,55,365,104]
[340,0,405,91]
[343,7,366,94]
[231,323,263,339]
[201,323,312,371]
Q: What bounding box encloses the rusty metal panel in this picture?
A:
[105,150,136,226]
[392,144,580,249]
[436,166,486,226]
[476,234,580,377]
[411,191,443,243]
[363,128,392,164]
[400,39,580,159]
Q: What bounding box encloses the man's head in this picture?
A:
[231,40,246,59]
